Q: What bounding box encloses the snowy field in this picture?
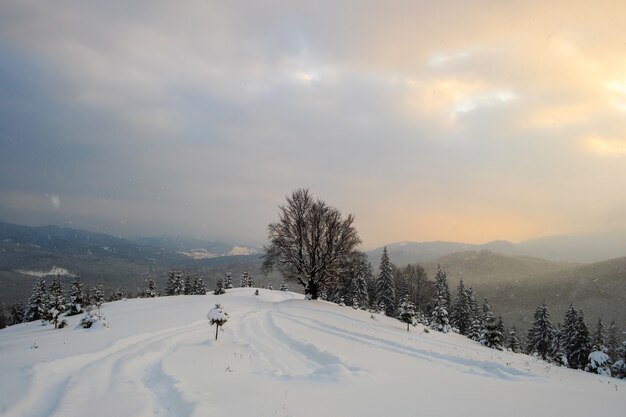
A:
[0,288,624,417]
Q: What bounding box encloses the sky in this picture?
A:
[1,1,626,249]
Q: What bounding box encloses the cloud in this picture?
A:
[1,0,626,247]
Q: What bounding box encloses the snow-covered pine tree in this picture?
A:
[611,332,626,378]
[587,351,611,376]
[225,272,233,289]
[183,274,192,295]
[47,275,66,327]
[142,278,157,298]
[353,273,369,310]
[549,325,567,366]
[91,283,105,314]
[507,326,522,353]
[246,273,255,288]
[67,274,85,316]
[480,301,503,350]
[431,266,453,332]
[606,319,619,362]
[375,247,396,317]
[279,281,288,291]
[451,279,471,335]
[166,270,185,296]
[526,303,554,360]
[240,271,249,288]
[111,287,124,301]
[268,283,273,290]
[562,305,591,369]
[214,276,226,295]
[25,278,48,322]
[193,275,207,295]
[466,286,482,341]
[9,302,24,325]
[591,317,607,353]
[434,265,451,311]
[398,296,416,332]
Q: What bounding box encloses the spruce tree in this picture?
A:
[9,302,25,325]
[91,282,105,314]
[183,274,192,295]
[466,286,482,341]
[526,303,553,360]
[193,275,207,295]
[562,304,591,369]
[25,278,48,322]
[611,332,626,378]
[240,271,249,288]
[246,272,255,288]
[507,326,522,353]
[214,276,225,295]
[606,319,619,362]
[549,325,567,366]
[225,272,234,289]
[353,273,369,310]
[67,274,85,316]
[375,247,396,316]
[279,281,288,291]
[48,274,66,314]
[398,296,416,331]
[166,270,185,295]
[142,278,157,298]
[480,301,503,350]
[451,279,471,335]
[433,266,451,310]
[591,317,607,353]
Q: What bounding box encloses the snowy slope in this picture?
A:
[0,289,624,417]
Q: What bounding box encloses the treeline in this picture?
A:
[314,246,625,379]
[0,269,272,329]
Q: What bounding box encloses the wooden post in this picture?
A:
[215,323,219,340]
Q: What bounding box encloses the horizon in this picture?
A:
[2,1,626,249]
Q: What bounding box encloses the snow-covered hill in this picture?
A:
[0,289,623,417]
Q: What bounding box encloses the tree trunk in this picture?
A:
[215,324,219,340]
[305,280,319,300]
[407,322,410,332]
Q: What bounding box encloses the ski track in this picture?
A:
[4,320,208,417]
[273,307,535,381]
[236,306,365,382]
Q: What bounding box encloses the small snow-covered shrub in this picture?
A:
[587,351,611,376]
[207,303,228,340]
[78,310,109,329]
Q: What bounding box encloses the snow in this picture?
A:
[0,288,624,417]
[207,305,227,322]
[15,266,73,278]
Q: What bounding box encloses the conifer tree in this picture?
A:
[183,274,192,295]
[91,282,105,314]
[25,278,48,322]
[466,286,482,341]
[451,279,471,335]
[214,276,226,295]
[142,278,157,298]
[166,270,185,296]
[193,275,207,295]
[9,302,24,325]
[433,266,451,310]
[507,326,522,353]
[111,287,124,301]
[240,271,249,288]
[562,305,591,369]
[606,319,619,361]
[611,332,626,378]
[549,325,567,366]
[353,273,369,310]
[526,303,553,360]
[591,317,607,353]
[375,247,396,316]
[398,296,416,331]
[67,274,85,316]
[246,272,255,288]
[480,301,503,350]
[280,281,288,291]
[48,274,66,314]
[225,272,233,289]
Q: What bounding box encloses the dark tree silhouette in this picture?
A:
[263,189,361,299]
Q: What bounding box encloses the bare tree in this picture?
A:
[263,189,361,299]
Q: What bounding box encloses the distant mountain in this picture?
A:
[368,230,626,265]
[0,221,264,306]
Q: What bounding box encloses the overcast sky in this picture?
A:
[1,1,625,249]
